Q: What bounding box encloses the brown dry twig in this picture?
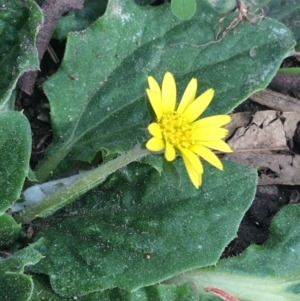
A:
[18,0,85,95]
[171,0,264,49]
[216,0,264,40]
[269,73,300,93]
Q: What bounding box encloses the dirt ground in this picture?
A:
[224,55,300,256]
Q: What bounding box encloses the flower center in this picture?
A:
[159,112,194,148]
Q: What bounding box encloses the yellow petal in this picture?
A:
[148,76,161,97]
[198,140,233,153]
[192,127,229,140]
[177,78,197,115]
[165,141,176,161]
[189,144,223,170]
[183,88,214,123]
[146,89,162,120]
[178,147,203,174]
[148,123,163,138]
[193,115,231,128]
[146,137,165,151]
[162,72,176,114]
[180,151,202,188]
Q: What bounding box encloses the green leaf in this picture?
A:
[265,0,300,51]
[31,275,66,301]
[54,0,108,40]
[169,204,300,301]
[0,111,31,244]
[0,242,43,301]
[0,112,32,213]
[0,214,20,246]
[31,274,198,301]
[171,0,197,20]
[27,168,38,182]
[36,0,295,182]
[0,0,43,109]
[29,160,257,297]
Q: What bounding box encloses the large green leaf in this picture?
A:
[31,274,198,301]
[0,112,31,245]
[265,0,300,51]
[0,0,42,109]
[169,204,300,301]
[0,242,43,301]
[30,160,257,297]
[36,0,295,182]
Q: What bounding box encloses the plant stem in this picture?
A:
[34,143,70,183]
[14,147,149,224]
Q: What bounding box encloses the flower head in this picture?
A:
[146,72,233,188]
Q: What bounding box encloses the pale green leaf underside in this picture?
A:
[30,160,257,297]
[38,0,295,181]
[169,204,300,301]
[0,0,42,109]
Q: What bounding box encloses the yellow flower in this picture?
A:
[145,72,233,188]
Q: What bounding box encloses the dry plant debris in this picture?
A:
[216,0,264,40]
[225,110,300,185]
[18,0,85,95]
[250,89,300,113]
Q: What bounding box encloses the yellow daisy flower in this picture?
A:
[145,72,233,188]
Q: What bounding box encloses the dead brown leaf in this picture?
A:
[250,89,300,113]
[225,110,300,185]
[18,0,85,95]
[227,110,288,151]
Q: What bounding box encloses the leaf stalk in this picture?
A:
[14,147,149,224]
